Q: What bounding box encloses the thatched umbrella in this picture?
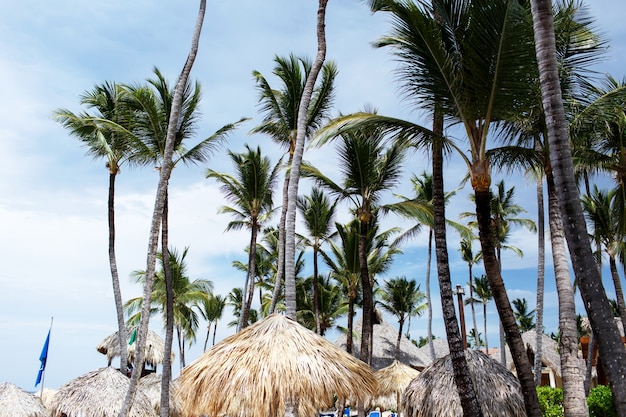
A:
[178,314,378,417]
[48,366,156,417]
[40,387,57,410]
[373,360,419,412]
[96,326,171,369]
[403,349,526,417]
[0,382,47,417]
[138,373,182,417]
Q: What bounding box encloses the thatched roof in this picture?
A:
[415,338,450,364]
[581,317,624,337]
[178,314,378,417]
[334,316,429,371]
[372,360,419,411]
[138,373,182,417]
[48,367,156,417]
[0,382,47,417]
[96,326,171,367]
[40,387,57,409]
[403,349,526,417]
[498,331,564,378]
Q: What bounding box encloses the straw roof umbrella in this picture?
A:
[373,360,419,412]
[40,387,57,409]
[403,349,526,417]
[138,373,182,417]
[96,326,170,368]
[0,382,47,417]
[178,314,378,417]
[48,366,156,417]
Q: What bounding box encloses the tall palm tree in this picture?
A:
[581,186,626,334]
[303,123,405,365]
[512,298,536,332]
[250,54,337,316]
[377,276,426,359]
[297,187,337,334]
[363,0,543,414]
[207,144,279,330]
[124,246,212,369]
[53,81,137,377]
[459,235,482,351]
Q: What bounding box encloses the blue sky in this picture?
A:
[0,0,625,391]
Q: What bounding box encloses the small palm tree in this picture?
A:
[207,145,279,330]
[466,275,493,352]
[378,276,426,359]
[200,293,226,350]
[512,298,536,332]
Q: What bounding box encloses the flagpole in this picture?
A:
[38,317,53,398]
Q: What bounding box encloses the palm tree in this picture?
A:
[284,1,331,338]
[297,187,337,334]
[530,0,626,410]
[53,81,137,377]
[581,186,626,334]
[467,275,493,353]
[226,287,244,328]
[361,0,544,413]
[250,54,337,316]
[207,144,279,330]
[378,276,426,359]
[512,298,536,332]
[124,246,213,369]
[303,123,405,365]
[201,293,226,350]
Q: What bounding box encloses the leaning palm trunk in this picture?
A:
[284,0,329,319]
[118,1,206,416]
[547,173,588,416]
[473,185,541,417]
[108,170,128,376]
[433,136,483,417]
[239,218,259,330]
[426,229,436,361]
[530,0,626,413]
[608,256,626,335]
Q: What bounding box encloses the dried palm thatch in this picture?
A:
[40,387,57,409]
[0,382,47,417]
[138,373,182,417]
[403,349,526,417]
[178,314,378,417]
[500,331,564,379]
[96,326,171,368]
[372,360,419,411]
[48,366,156,417]
[335,316,429,371]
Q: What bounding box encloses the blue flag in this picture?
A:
[35,329,50,387]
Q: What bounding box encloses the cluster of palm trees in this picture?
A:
[54,0,626,416]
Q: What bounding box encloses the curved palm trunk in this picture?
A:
[433,136,483,417]
[108,171,128,375]
[547,172,588,416]
[426,229,435,360]
[160,194,173,417]
[531,1,626,412]
[284,0,328,320]
[239,219,259,330]
[119,2,206,415]
[534,171,545,386]
[474,186,541,417]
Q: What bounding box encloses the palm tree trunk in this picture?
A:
[269,157,291,314]
[118,2,206,415]
[534,167,545,386]
[547,172,588,416]
[608,255,626,335]
[426,229,435,361]
[395,320,404,360]
[433,134,483,417]
[474,187,541,417]
[347,294,355,355]
[483,303,488,352]
[240,219,259,330]
[359,219,373,365]
[108,172,128,375]
[313,244,321,334]
[531,0,626,412]
[284,0,328,320]
[160,195,174,417]
[468,263,479,350]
